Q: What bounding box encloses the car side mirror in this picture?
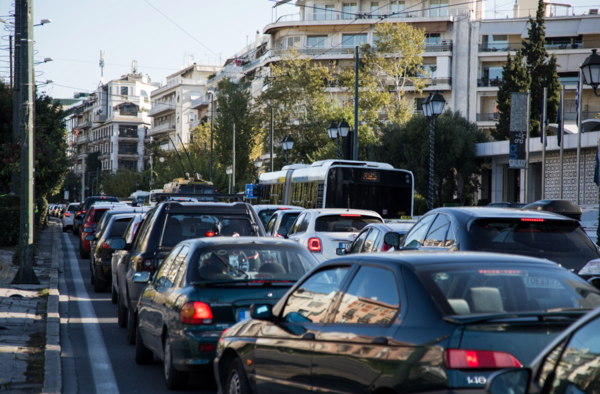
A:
[277,227,289,238]
[111,238,127,250]
[486,368,530,394]
[384,232,400,249]
[85,235,95,241]
[131,202,138,207]
[83,227,94,233]
[250,304,273,321]
[133,271,151,284]
[336,248,347,256]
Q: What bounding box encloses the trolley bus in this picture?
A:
[163,176,217,201]
[258,160,414,219]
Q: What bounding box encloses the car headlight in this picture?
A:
[578,259,600,276]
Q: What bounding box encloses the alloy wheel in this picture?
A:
[228,371,241,394]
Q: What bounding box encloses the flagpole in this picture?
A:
[576,68,583,205]
[542,87,547,200]
[559,85,564,200]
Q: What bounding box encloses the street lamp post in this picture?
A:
[281,135,294,166]
[422,92,446,210]
[226,166,232,194]
[327,120,350,159]
[254,157,263,179]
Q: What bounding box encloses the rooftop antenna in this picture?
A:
[132,60,138,74]
[168,135,189,180]
[99,50,105,77]
[177,134,200,179]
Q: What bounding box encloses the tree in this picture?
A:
[213,78,257,192]
[0,82,70,198]
[522,0,560,137]
[493,49,530,140]
[100,170,150,198]
[374,111,488,208]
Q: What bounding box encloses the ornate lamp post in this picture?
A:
[327,120,350,159]
[422,91,446,210]
[281,135,294,166]
[581,49,600,97]
[254,157,263,179]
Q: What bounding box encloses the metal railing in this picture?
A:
[476,113,500,122]
[479,41,599,52]
[478,78,503,87]
[148,102,175,117]
[149,123,175,135]
[275,9,464,23]
[478,43,522,52]
[272,41,452,58]
[118,148,138,155]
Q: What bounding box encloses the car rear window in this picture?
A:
[315,215,381,232]
[93,209,108,222]
[418,265,600,315]
[68,205,80,212]
[188,245,316,282]
[281,213,301,231]
[160,213,256,247]
[469,219,599,263]
[109,219,132,238]
[258,209,277,227]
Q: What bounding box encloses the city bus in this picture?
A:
[258,160,414,220]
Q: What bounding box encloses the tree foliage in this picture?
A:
[493,49,530,140]
[100,170,151,198]
[373,111,488,208]
[0,82,70,197]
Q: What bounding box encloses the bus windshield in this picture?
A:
[325,167,412,219]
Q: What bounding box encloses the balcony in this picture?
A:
[118,148,138,155]
[477,78,503,87]
[76,135,89,144]
[148,102,175,117]
[93,115,108,123]
[191,96,211,110]
[478,43,522,52]
[77,120,92,129]
[272,41,453,59]
[149,122,175,135]
[118,130,139,139]
[478,40,600,53]
[477,113,500,122]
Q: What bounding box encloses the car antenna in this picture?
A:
[177,134,200,180]
[168,136,190,180]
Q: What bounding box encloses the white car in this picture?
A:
[251,204,305,229]
[284,208,383,262]
[61,203,81,232]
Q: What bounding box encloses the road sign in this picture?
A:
[245,184,257,199]
[64,191,69,200]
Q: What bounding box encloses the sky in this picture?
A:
[1,0,600,99]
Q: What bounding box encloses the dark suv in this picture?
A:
[111,201,265,344]
[73,196,120,235]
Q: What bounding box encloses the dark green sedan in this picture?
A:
[132,237,317,390]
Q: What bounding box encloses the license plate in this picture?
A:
[238,310,251,321]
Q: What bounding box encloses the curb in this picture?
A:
[42,223,61,394]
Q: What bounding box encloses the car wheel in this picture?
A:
[135,322,154,365]
[226,358,251,394]
[164,332,188,390]
[117,290,127,328]
[111,282,118,304]
[126,303,136,345]
[93,268,106,293]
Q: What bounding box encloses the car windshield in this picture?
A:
[188,245,316,282]
[315,215,381,232]
[258,209,277,227]
[418,265,600,315]
[160,213,255,247]
[469,219,599,269]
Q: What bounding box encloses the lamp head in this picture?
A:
[327,121,339,140]
[422,94,432,117]
[338,120,350,138]
[430,91,446,116]
[580,49,600,95]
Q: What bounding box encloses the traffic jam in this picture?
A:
[52,160,600,394]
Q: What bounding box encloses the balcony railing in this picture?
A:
[118,148,138,155]
[478,41,600,53]
[274,9,463,23]
[191,96,210,110]
[149,123,175,135]
[477,113,500,122]
[478,43,522,52]
[93,115,107,123]
[148,102,175,117]
[478,78,503,87]
[118,131,138,138]
[272,41,452,58]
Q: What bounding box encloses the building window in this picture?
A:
[342,3,357,19]
[121,86,128,96]
[415,98,425,113]
[280,36,301,49]
[482,35,508,50]
[421,65,437,78]
[390,1,405,16]
[118,125,138,138]
[371,2,379,16]
[141,90,149,103]
[118,103,139,116]
[342,34,367,48]
[425,33,441,45]
[314,4,335,20]
[429,0,448,16]
[308,36,327,48]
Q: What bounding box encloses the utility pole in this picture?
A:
[353,45,359,161]
[270,107,274,172]
[14,0,38,284]
[9,35,12,87]
[11,0,21,194]
[232,123,235,194]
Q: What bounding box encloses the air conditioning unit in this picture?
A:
[590,9,598,14]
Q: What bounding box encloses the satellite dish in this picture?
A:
[159,157,165,163]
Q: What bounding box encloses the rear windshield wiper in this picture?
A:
[444,310,591,324]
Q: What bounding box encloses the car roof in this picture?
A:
[252,205,305,211]
[303,208,382,217]
[320,251,560,269]
[183,236,307,249]
[428,207,576,221]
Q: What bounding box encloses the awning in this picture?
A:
[523,19,581,37]
[273,0,293,7]
[480,21,527,36]
[578,18,600,35]
[413,21,447,33]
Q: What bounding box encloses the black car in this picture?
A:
[486,305,600,394]
[264,209,304,237]
[522,199,583,220]
[73,196,120,235]
[111,201,265,345]
[397,207,600,274]
[215,252,600,394]
[88,213,139,293]
[133,237,317,389]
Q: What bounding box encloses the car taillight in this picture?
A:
[382,242,391,252]
[341,214,361,217]
[444,349,522,369]
[76,211,81,216]
[308,237,322,253]
[199,344,216,352]
[521,218,544,222]
[65,212,70,217]
[205,231,215,237]
[103,241,111,249]
[180,302,213,325]
[141,258,154,274]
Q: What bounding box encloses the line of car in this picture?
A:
[61,195,600,392]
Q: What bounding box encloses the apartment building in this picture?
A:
[72,70,159,177]
[148,63,221,150]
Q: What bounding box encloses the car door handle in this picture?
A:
[302,333,315,340]
[371,337,388,345]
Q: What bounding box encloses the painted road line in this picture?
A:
[62,233,120,394]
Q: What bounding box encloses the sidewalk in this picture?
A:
[0,221,61,394]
